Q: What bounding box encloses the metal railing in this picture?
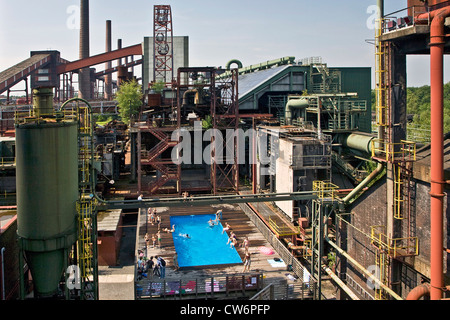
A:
[371,139,416,163]
[238,203,317,299]
[370,225,419,258]
[136,273,263,299]
[0,157,15,167]
[382,2,450,33]
[289,154,331,169]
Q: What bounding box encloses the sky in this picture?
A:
[0,0,449,90]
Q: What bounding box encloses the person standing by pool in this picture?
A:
[243,252,251,272]
[148,208,155,225]
[157,230,161,248]
[152,234,156,248]
[241,237,250,254]
[152,257,160,278]
[147,256,154,278]
[156,214,161,230]
[156,256,166,279]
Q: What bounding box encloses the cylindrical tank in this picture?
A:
[16,120,78,298]
[32,87,54,115]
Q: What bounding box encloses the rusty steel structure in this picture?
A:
[153,5,174,84]
[137,67,240,196]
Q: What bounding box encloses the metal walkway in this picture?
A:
[0,54,51,94]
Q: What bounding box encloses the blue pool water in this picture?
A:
[170,214,242,268]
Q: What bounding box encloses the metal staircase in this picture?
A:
[145,127,179,194]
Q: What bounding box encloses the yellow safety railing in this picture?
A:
[14,108,78,125]
[374,248,389,300]
[0,157,16,167]
[393,164,405,220]
[76,199,94,279]
[303,240,312,258]
[370,225,419,258]
[268,216,299,237]
[371,139,416,163]
[312,180,339,200]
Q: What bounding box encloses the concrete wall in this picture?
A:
[142,36,189,90]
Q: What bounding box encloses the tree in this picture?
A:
[116,79,143,123]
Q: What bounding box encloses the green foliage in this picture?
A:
[202,115,213,129]
[116,79,143,123]
[150,80,165,93]
[407,82,450,133]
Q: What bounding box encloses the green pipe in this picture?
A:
[326,236,402,300]
[284,97,309,125]
[342,162,383,204]
[342,133,374,154]
[226,59,243,70]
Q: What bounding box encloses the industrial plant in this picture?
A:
[0,0,449,303]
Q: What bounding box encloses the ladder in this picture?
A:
[375,18,391,131]
[60,99,99,300]
[77,102,98,300]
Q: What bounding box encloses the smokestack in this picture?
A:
[117,39,122,66]
[78,0,91,99]
[104,20,112,100]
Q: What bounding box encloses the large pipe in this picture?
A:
[326,236,402,300]
[406,283,430,300]
[284,97,309,125]
[342,162,383,204]
[342,133,374,154]
[416,6,450,300]
[323,265,360,300]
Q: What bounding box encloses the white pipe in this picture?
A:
[323,265,360,300]
[326,237,402,300]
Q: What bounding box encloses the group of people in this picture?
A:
[212,210,252,272]
[137,255,167,279]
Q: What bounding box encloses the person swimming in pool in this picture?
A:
[180,233,190,239]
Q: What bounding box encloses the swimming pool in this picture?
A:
[170,214,242,268]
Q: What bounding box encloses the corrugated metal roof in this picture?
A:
[238,65,291,100]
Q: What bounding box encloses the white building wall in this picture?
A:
[142,36,189,90]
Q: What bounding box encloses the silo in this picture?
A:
[16,88,79,298]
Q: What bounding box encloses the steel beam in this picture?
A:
[56,44,143,74]
[96,191,318,210]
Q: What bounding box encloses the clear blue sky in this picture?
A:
[0,0,449,88]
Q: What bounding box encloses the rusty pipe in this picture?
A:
[406,283,430,300]
[417,6,450,300]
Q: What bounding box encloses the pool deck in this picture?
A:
[136,203,305,298]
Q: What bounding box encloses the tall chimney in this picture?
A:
[104,20,112,100]
[117,39,122,66]
[78,0,91,99]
